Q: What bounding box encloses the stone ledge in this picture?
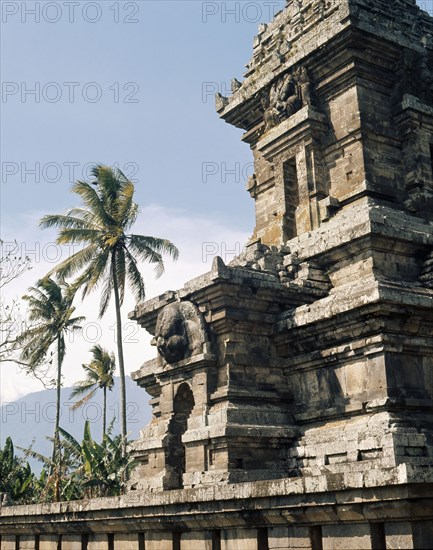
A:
[2,465,432,522]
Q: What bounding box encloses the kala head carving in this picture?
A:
[262,67,311,130]
[153,301,207,365]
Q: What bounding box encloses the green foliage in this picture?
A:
[18,422,135,503]
[39,164,179,448]
[39,165,179,318]
[19,435,83,503]
[0,437,37,504]
[18,278,83,370]
[70,345,116,436]
[59,421,134,498]
[71,345,115,405]
[17,278,84,488]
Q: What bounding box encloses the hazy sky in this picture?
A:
[1,1,289,404]
[2,0,290,229]
[1,0,432,405]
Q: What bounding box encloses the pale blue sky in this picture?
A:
[1,0,292,234]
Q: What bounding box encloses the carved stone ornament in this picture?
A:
[152,301,207,365]
[394,48,433,106]
[261,67,311,130]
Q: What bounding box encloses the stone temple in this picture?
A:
[1,0,433,548]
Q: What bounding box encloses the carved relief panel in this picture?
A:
[261,67,312,131]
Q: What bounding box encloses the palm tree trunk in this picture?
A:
[51,335,62,501]
[103,385,107,438]
[111,254,127,455]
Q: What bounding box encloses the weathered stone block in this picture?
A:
[114,534,139,550]
[39,536,59,550]
[180,531,212,550]
[1,536,16,550]
[221,529,258,550]
[145,532,174,550]
[385,522,415,550]
[268,526,312,549]
[322,524,374,550]
[88,534,109,550]
[62,536,82,550]
[19,537,37,550]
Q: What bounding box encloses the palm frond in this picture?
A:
[128,235,179,277]
[114,248,126,306]
[129,234,179,261]
[98,268,114,318]
[125,249,146,303]
[46,244,98,280]
[66,316,85,329]
[65,208,103,228]
[17,279,79,370]
[70,388,97,411]
[39,214,99,232]
[17,446,52,467]
[123,202,139,231]
[114,180,135,225]
[57,228,102,245]
[71,180,114,228]
[58,428,81,456]
[77,247,110,299]
[70,378,97,398]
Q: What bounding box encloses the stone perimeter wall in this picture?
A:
[0,526,430,550]
[1,473,433,549]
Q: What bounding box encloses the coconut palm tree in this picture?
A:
[39,165,179,452]
[17,278,84,481]
[70,345,115,437]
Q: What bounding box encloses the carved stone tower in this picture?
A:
[128,0,433,546]
[2,1,433,549]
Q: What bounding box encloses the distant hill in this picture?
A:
[0,376,152,472]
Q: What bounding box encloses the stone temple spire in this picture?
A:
[217,0,433,245]
[127,8,433,548]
